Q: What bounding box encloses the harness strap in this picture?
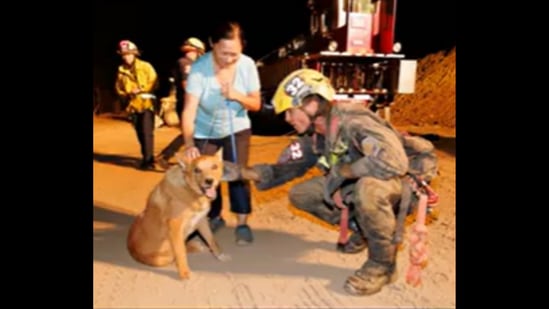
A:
[423,180,439,205]
[393,178,414,244]
[407,173,439,206]
[406,193,429,287]
[332,190,350,245]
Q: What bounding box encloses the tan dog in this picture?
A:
[127,148,231,279]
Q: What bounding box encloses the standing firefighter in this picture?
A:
[176,37,206,117]
[235,69,438,295]
[156,37,206,169]
[115,40,159,170]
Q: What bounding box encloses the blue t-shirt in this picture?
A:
[186,52,260,139]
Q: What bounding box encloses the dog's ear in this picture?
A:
[214,147,223,162]
[174,152,192,171]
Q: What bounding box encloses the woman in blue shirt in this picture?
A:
[182,21,261,245]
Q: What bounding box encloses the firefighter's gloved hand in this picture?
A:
[240,166,261,181]
[222,161,262,182]
[253,164,278,190]
[222,161,242,182]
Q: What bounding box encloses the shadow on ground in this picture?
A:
[418,134,455,157]
[94,203,356,295]
[93,153,164,173]
[93,153,140,169]
[431,137,455,157]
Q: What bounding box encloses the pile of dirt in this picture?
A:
[391,47,456,136]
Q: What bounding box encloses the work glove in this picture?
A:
[222,161,262,182]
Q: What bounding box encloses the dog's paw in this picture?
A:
[215,253,231,262]
[178,270,191,280]
[186,238,208,253]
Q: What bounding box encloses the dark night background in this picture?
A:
[93,0,455,99]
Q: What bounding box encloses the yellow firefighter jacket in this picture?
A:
[115,58,158,113]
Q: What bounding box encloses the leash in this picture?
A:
[192,96,240,167]
[196,99,238,164]
[196,97,225,154]
[226,100,238,163]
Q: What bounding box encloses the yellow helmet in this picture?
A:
[271,69,335,114]
[181,37,205,53]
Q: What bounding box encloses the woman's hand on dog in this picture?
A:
[183,146,201,160]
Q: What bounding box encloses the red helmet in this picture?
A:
[117,40,140,55]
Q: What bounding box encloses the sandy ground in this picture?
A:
[93,116,455,308]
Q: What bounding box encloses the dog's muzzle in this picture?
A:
[201,178,217,200]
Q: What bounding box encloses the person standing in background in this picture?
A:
[157,37,206,169]
[115,40,159,170]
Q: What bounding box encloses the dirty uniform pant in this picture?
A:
[131,110,154,163]
[195,129,252,217]
[289,176,343,225]
[290,175,402,266]
[353,176,402,266]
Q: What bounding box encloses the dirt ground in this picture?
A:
[93,118,455,308]
[94,46,455,308]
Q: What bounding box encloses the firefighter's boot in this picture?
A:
[343,243,397,296]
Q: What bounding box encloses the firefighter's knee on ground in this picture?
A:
[288,184,309,211]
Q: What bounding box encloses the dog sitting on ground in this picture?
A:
[127,148,232,279]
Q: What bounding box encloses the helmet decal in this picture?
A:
[284,76,312,107]
[284,76,305,97]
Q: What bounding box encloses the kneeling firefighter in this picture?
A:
[227,69,438,295]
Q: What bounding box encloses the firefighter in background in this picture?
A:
[236,69,437,296]
[176,37,206,117]
[157,37,206,169]
[115,40,159,170]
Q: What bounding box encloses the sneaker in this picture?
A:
[235,224,253,245]
[209,217,226,233]
[138,159,155,170]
